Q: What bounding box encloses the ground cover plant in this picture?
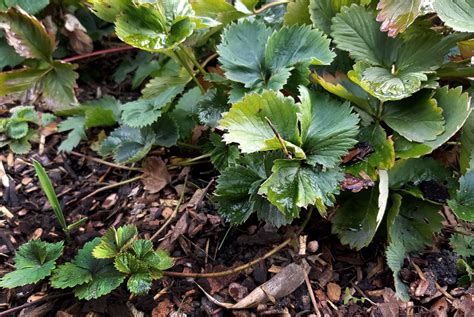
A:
[0,0,473,315]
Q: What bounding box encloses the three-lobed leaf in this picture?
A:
[93,225,138,259]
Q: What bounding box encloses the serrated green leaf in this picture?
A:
[209,133,240,171]
[460,110,474,175]
[10,105,37,122]
[8,137,31,154]
[127,273,152,294]
[389,196,443,251]
[284,0,311,26]
[131,240,153,260]
[217,20,334,92]
[345,123,395,179]
[121,99,165,128]
[169,87,201,140]
[386,240,410,301]
[141,72,190,100]
[259,159,343,219]
[146,249,173,271]
[192,0,244,25]
[0,67,49,95]
[331,186,383,250]
[197,88,228,127]
[450,233,474,258]
[93,225,138,259]
[376,0,422,37]
[54,238,125,300]
[153,113,179,147]
[388,158,452,189]
[114,253,146,274]
[309,0,370,34]
[382,91,445,142]
[434,0,474,32]
[299,87,359,168]
[394,87,472,158]
[448,170,474,221]
[3,0,50,14]
[219,90,303,156]
[6,120,28,139]
[40,62,78,110]
[0,240,63,288]
[99,126,156,163]
[0,7,54,61]
[57,116,86,152]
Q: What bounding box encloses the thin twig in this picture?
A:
[175,50,205,93]
[179,44,208,75]
[80,175,142,201]
[163,207,313,278]
[0,293,72,316]
[63,46,136,63]
[70,151,142,171]
[265,117,291,159]
[253,0,290,14]
[150,174,188,241]
[303,260,321,317]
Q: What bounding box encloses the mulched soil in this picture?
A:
[0,50,472,317]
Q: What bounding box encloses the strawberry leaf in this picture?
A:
[448,170,474,221]
[92,225,138,259]
[0,7,54,61]
[0,240,63,288]
[434,0,474,32]
[284,0,311,26]
[376,0,422,37]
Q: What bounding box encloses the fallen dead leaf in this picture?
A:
[327,282,341,302]
[152,299,174,317]
[142,157,171,194]
[430,297,449,317]
[63,14,93,54]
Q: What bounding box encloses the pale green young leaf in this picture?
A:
[450,233,474,258]
[141,73,190,99]
[376,0,422,37]
[0,240,63,288]
[448,170,474,222]
[219,90,302,156]
[146,249,173,271]
[434,0,474,32]
[284,0,311,26]
[114,253,146,274]
[0,7,54,61]
[259,159,343,219]
[131,240,153,260]
[382,91,445,142]
[88,0,131,23]
[394,87,472,158]
[8,138,31,154]
[192,0,244,25]
[99,126,156,163]
[93,225,138,259]
[127,273,152,294]
[299,87,359,167]
[40,62,78,110]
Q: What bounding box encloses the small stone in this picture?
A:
[307,240,319,253]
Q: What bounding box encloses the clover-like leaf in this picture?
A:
[259,159,343,219]
[0,7,54,61]
[0,240,63,288]
[52,238,125,300]
[99,126,156,163]
[217,20,334,94]
[299,87,359,168]
[92,225,138,259]
[434,0,474,32]
[376,0,422,37]
[219,90,303,156]
[382,91,445,142]
[394,87,472,158]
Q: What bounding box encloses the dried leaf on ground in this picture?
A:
[142,157,171,194]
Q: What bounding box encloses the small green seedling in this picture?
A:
[32,159,87,236]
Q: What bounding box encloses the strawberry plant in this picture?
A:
[0,0,473,308]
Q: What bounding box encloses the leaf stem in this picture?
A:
[179,44,207,75]
[253,0,291,14]
[63,46,136,63]
[175,49,205,93]
[265,116,291,159]
[163,207,313,278]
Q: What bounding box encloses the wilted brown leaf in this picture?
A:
[142,157,171,194]
[63,14,93,55]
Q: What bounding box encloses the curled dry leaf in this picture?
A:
[197,263,306,309]
[63,14,93,55]
[142,157,171,194]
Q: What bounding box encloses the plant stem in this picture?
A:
[179,44,207,75]
[253,0,290,14]
[175,49,205,93]
[163,207,313,278]
[149,173,188,241]
[63,46,136,63]
[265,117,291,159]
[70,151,143,171]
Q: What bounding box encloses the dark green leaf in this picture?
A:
[450,233,474,258]
[448,170,474,221]
[40,62,78,110]
[386,240,410,301]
